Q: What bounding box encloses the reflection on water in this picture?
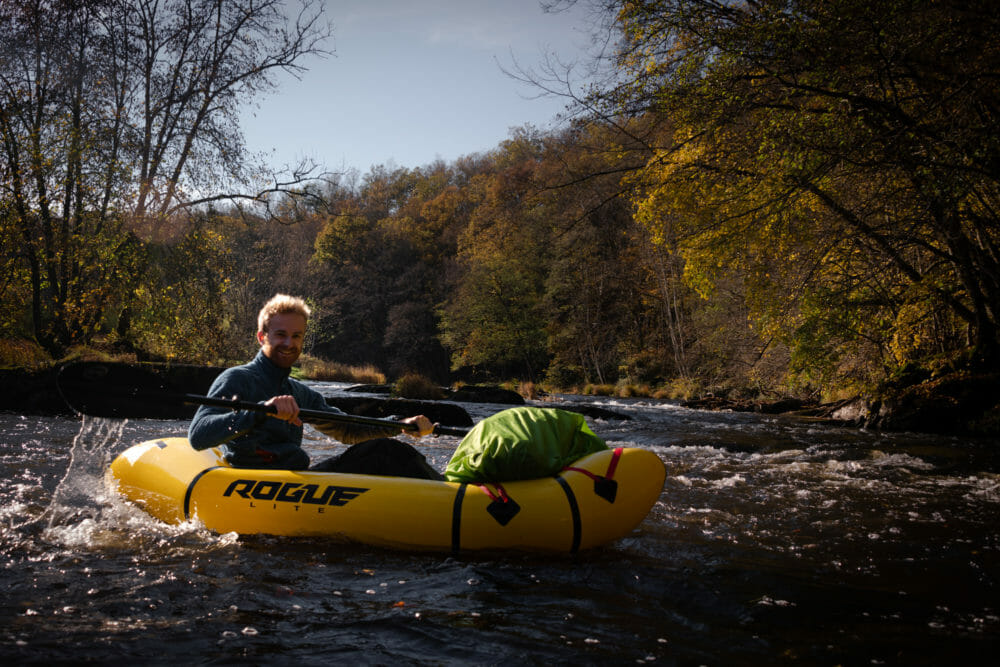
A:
[1,388,998,664]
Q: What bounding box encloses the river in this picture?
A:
[2,386,998,665]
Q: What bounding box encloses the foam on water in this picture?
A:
[30,417,230,554]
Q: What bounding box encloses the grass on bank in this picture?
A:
[577,376,702,401]
[394,372,447,400]
[295,355,386,384]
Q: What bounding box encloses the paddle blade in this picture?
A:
[58,361,222,419]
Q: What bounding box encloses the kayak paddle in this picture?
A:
[57,361,469,437]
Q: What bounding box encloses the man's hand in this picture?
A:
[401,414,434,437]
[264,395,302,426]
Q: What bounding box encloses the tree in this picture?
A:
[533,124,656,386]
[439,132,552,380]
[583,0,1000,386]
[311,165,459,378]
[0,0,331,353]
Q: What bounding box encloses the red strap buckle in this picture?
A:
[562,447,622,481]
[561,448,622,503]
[478,481,511,503]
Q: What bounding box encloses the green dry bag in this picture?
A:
[444,406,608,483]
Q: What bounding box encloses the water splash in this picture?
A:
[30,417,227,552]
[39,416,125,535]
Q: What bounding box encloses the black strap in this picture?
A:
[184,466,223,520]
[451,483,467,555]
[554,475,582,554]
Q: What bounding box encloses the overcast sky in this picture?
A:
[240,0,600,174]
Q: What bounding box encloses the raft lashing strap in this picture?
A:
[448,448,623,554]
[478,481,521,526]
[451,484,467,554]
[184,466,224,521]
[561,447,623,503]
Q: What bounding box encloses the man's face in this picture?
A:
[257,312,306,368]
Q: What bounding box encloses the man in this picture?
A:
[188,294,439,477]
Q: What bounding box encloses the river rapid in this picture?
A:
[2,386,998,665]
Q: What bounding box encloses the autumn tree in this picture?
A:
[578,0,1000,390]
[531,123,656,386]
[311,164,462,379]
[438,131,554,380]
[0,0,330,354]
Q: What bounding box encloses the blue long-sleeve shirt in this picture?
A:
[188,351,399,469]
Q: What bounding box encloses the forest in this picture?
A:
[2,0,999,404]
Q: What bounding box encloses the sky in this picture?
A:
[240,0,601,175]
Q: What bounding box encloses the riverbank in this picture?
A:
[4,360,998,437]
[680,371,1000,437]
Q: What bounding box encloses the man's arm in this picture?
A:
[188,370,263,450]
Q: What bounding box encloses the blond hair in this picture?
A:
[257,294,311,333]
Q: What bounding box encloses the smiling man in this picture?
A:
[188,294,435,472]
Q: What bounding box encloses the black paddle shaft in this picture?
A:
[56,361,469,437]
[180,392,469,437]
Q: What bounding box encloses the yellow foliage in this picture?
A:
[0,339,51,368]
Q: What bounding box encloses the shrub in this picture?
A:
[582,383,616,396]
[395,372,446,400]
[654,377,702,400]
[297,355,386,384]
[518,381,539,400]
[615,382,652,398]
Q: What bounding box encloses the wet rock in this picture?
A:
[325,396,474,427]
[827,398,870,424]
[756,397,808,414]
[0,367,69,415]
[56,361,224,419]
[865,372,1000,435]
[446,385,525,405]
[345,383,526,406]
[683,396,727,411]
[343,384,393,394]
[566,404,631,421]
[681,396,756,412]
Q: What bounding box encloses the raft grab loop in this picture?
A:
[478,482,521,526]
[561,447,623,503]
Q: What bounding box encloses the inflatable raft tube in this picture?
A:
[109,438,666,553]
